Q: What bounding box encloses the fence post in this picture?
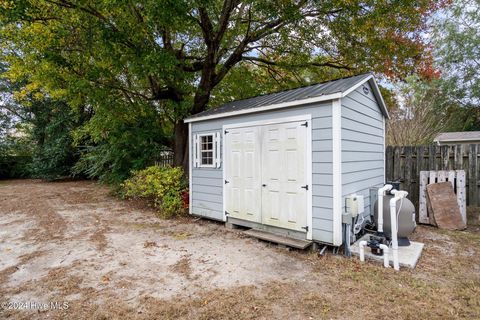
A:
[469,144,478,206]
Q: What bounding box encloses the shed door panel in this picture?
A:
[261,122,307,232]
[224,127,261,222]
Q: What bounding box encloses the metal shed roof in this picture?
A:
[434,131,480,144]
[185,73,389,123]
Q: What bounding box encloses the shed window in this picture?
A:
[200,135,214,165]
[193,132,221,168]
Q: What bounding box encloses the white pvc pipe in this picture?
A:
[389,189,408,271]
[379,244,390,268]
[360,240,390,269]
[359,240,368,262]
[377,184,393,233]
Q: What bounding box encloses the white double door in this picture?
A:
[225,120,308,232]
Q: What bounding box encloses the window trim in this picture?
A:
[197,132,216,168]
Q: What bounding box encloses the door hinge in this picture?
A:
[301,226,309,232]
[224,129,229,134]
[225,180,229,184]
[225,211,230,216]
[300,121,308,127]
[301,184,309,191]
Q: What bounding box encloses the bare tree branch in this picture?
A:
[214,0,240,44]
[241,56,353,70]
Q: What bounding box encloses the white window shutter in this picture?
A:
[193,134,199,167]
[215,132,221,168]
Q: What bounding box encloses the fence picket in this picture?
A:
[405,146,412,198]
[455,144,463,169]
[393,147,401,181]
[386,146,394,182]
[428,145,436,170]
[440,146,449,170]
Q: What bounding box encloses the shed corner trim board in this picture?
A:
[332,98,343,246]
[188,122,193,215]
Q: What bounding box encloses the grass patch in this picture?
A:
[302,226,480,319]
[172,232,191,240]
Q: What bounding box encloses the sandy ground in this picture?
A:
[0,179,479,319]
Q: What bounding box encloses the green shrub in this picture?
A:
[121,165,187,218]
[0,155,32,179]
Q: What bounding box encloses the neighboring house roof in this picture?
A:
[185,73,389,123]
[434,131,480,144]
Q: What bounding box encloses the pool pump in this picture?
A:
[367,234,388,256]
[359,184,415,271]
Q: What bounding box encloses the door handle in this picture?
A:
[262,184,267,187]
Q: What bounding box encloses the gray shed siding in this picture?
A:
[190,101,334,243]
[341,83,385,219]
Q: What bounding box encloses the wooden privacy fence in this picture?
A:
[154,151,174,167]
[385,144,480,209]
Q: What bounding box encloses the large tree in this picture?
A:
[1,0,441,172]
[0,61,32,177]
[0,61,86,179]
[432,0,480,130]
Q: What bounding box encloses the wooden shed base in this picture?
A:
[243,229,312,250]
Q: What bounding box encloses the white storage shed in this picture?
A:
[185,73,389,246]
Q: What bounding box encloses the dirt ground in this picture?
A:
[0,180,479,319]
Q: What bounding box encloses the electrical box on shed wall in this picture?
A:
[345,194,365,217]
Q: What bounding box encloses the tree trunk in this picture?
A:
[175,61,215,175]
[173,120,189,174]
